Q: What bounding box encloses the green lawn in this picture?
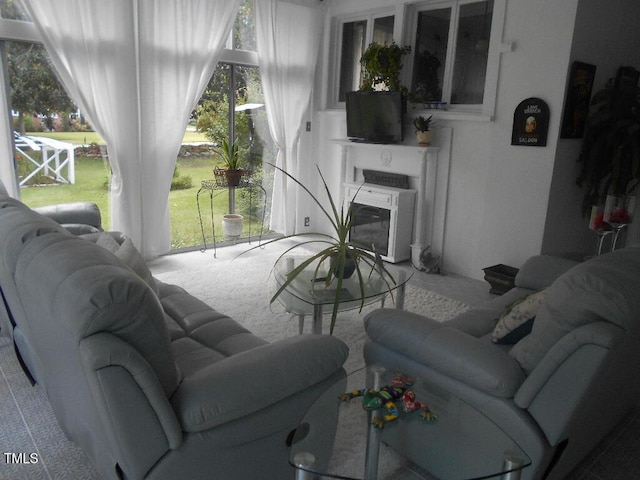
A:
[19,155,268,250]
[31,130,209,145]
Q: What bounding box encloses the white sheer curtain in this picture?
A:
[255,0,325,235]
[23,0,240,257]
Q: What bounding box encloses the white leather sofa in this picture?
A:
[0,194,348,479]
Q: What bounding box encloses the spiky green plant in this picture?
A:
[241,164,397,335]
[213,137,240,170]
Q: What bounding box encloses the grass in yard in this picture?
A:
[19,155,268,250]
[29,130,209,145]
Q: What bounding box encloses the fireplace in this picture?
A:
[345,183,416,263]
[334,134,450,268]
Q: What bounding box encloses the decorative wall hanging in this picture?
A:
[615,65,639,89]
[560,61,596,139]
[511,97,549,146]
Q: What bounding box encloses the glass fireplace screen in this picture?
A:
[349,203,391,256]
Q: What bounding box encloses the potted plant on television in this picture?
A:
[214,137,243,187]
[359,41,412,95]
[240,164,396,335]
[413,115,434,146]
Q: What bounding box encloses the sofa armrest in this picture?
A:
[514,255,579,291]
[514,321,623,409]
[171,334,348,432]
[364,309,526,398]
[34,201,103,231]
[513,322,624,444]
[80,333,183,478]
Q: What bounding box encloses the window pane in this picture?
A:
[411,8,451,103]
[0,0,30,21]
[450,0,493,104]
[372,16,394,44]
[338,20,366,102]
[234,65,274,234]
[188,63,274,248]
[233,0,256,51]
[6,40,110,227]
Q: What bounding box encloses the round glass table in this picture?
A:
[289,366,531,480]
[272,255,413,335]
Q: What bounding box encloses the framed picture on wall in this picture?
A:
[615,66,640,89]
[560,61,596,139]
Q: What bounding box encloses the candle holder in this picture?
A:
[588,205,612,256]
[604,195,636,251]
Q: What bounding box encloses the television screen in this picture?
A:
[346,91,404,144]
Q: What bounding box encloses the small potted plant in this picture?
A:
[213,137,243,187]
[413,115,434,146]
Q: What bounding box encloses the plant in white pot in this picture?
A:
[413,115,434,146]
[240,164,396,334]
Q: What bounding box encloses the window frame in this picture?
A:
[403,0,505,119]
[328,0,506,120]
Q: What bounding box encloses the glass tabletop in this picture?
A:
[272,254,413,317]
[289,366,531,480]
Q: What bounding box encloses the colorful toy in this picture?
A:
[341,373,437,428]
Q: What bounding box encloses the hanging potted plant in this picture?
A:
[213,137,243,187]
[413,115,434,146]
[239,164,396,335]
[359,41,412,95]
[576,75,640,215]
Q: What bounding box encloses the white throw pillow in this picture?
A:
[492,289,547,344]
[95,233,159,295]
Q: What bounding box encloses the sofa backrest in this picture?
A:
[0,197,69,381]
[511,246,640,373]
[16,232,180,395]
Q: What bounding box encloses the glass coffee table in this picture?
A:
[273,255,413,334]
[289,366,531,480]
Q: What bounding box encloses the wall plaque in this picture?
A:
[511,97,549,147]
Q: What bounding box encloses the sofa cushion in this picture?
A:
[510,246,640,373]
[514,255,579,291]
[492,289,546,344]
[95,232,159,294]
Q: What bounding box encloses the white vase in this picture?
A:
[221,214,243,239]
[416,130,433,146]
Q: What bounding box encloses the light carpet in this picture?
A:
[149,240,470,373]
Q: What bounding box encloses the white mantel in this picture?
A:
[332,128,452,267]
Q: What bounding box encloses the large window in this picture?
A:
[331,0,502,116]
[0,0,275,250]
[408,0,493,109]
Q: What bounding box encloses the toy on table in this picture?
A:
[340,373,437,428]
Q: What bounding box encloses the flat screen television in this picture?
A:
[345,91,404,144]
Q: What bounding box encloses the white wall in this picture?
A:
[306,0,582,279]
[542,0,640,258]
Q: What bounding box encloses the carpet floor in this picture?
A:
[1,239,639,479]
